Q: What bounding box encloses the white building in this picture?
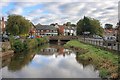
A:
[64,26,76,36]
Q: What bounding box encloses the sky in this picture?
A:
[0,0,119,27]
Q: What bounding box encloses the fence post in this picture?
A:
[99,41,101,46]
[117,42,120,52]
[96,40,97,46]
[111,42,113,50]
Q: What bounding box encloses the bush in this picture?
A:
[9,35,15,49]
[36,37,48,45]
[13,40,24,53]
[24,39,38,50]
[11,37,48,53]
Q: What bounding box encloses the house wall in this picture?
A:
[64,29,76,36]
[36,29,58,36]
[104,29,117,37]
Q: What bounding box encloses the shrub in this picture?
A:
[36,37,48,45]
[11,37,48,53]
[24,39,38,50]
[13,40,24,53]
[9,35,15,49]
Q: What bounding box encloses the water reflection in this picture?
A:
[38,45,73,58]
[2,44,99,78]
[7,52,35,71]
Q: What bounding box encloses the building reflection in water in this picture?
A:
[2,44,74,71]
[38,45,74,58]
[2,44,100,78]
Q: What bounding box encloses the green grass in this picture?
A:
[64,40,119,78]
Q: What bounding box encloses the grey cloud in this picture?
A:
[2,1,119,26]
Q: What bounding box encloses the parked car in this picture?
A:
[14,36,20,39]
[103,36,116,46]
[28,36,35,39]
[93,35,103,39]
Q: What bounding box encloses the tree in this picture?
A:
[64,22,76,27]
[6,15,32,35]
[77,16,103,36]
[66,22,71,26]
[13,25,19,35]
[105,24,113,29]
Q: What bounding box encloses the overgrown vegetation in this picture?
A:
[9,36,48,53]
[64,40,119,78]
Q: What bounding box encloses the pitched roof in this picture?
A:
[64,26,76,30]
[35,24,56,30]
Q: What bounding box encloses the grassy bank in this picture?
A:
[64,40,119,78]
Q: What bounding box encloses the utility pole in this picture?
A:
[117,21,120,52]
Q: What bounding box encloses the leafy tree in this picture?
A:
[6,15,32,35]
[77,16,103,36]
[64,22,76,27]
[66,22,71,26]
[105,24,113,29]
[13,25,19,35]
[71,24,76,27]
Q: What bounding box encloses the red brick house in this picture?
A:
[58,25,64,35]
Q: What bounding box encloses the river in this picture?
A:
[1,44,100,78]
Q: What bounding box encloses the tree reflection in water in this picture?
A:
[7,44,49,71]
[8,51,36,71]
[2,44,100,78]
[7,44,74,71]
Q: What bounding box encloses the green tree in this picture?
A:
[66,22,71,26]
[64,22,76,27]
[13,25,19,35]
[105,24,113,29]
[6,15,32,35]
[77,16,103,36]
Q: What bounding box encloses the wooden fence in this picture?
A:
[79,38,120,52]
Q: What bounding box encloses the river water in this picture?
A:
[1,44,100,78]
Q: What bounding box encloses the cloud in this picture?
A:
[1,0,119,27]
[2,54,99,78]
[7,7,23,15]
[1,0,119,2]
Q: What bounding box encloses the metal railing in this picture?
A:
[79,37,120,52]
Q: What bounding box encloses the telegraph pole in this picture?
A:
[117,21,120,52]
